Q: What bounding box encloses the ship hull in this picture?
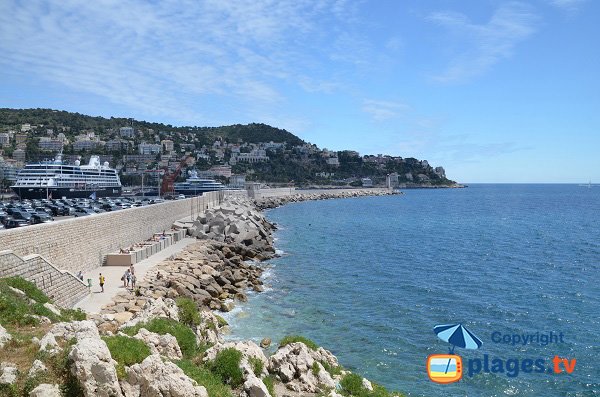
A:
[12,187,122,199]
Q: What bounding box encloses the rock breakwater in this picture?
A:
[254,189,399,210]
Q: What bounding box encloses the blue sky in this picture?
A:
[1,0,598,183]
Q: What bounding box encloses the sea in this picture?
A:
[222,184,600,397]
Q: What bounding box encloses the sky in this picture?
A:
[0,0,598,183]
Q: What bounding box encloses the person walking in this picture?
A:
[99,273,105,293]
[122,269,130,288]
[131,273,137,289]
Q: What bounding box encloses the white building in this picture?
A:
[0,133,10,147]
[0,160,20,182]
[138,143,161,155]
[106,139,130,152]
[73,140,102,151]
[20,123,31,132]
[38,137,64,152]
[231,149,269,164]
[361,178,373,187]
[161,139,174,153]
[12,148,26,164]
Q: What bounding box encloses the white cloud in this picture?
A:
[428,2,538,83]
[362,99,410,122]
[548,0,587,11]
[0,0,360,125]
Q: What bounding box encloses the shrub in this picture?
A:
[61,308,87,322]
[103,335,151,379]
[321,360,343,376]
[32,302,59,321]
[263,375,276,397]
[3,277,49,304]
[0,279,47,326]
[176,297,200,327]
[0,384,17,397]
[312,361,320,376]
[214,314,228,327]
[279,335,319,351]
[177,359,233,397]
[340,373,368,397]
[249,356,264,376]
[208,348,244,388]
[122,318,197,358]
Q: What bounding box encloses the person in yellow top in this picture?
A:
[99,273,105,293]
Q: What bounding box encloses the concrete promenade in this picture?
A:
[74,237,197,314]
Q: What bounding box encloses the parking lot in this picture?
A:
[0,196,170,230]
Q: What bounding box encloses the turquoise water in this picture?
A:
[223,185,600,396]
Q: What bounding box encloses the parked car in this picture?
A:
[11,211,32,223]
[31,212,53,224]
[5,218,29,228]
[73,209,94,217]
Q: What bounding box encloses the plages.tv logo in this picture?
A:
[427,324,577,383]
[427,323,482,384]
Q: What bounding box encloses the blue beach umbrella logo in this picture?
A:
[427,324,482,384]
[434,323,483,353]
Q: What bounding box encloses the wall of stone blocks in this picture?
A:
[0,250,89,308]
[0,191,225,273]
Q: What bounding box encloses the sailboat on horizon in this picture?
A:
[578,180,595,188]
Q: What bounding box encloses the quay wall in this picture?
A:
[0,250,89,308]
[0,191,225,273]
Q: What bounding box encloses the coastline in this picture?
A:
[0,189,405,397]
[95,189,404,395]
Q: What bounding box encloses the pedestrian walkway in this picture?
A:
[74,237,197,313]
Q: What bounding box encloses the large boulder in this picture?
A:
[121,298,179,329]
[29,383,62,397]
[242,374,272,397]
[0,362,18,384]
[51,320,100,341]
[68,337,123,397]
[39,332,61,355]
[28,360,48,377]
[0,324,11,348]
[133,329,182,360]
[195,311,225,345]
[121,354,207,397]
[268,342,336,392]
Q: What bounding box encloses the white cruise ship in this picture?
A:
[11,154,122,199]
[174,170,225,196]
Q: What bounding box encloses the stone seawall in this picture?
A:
[0,250,88,307]
[0,191,224,273]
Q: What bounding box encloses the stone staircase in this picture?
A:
[0,250,89,308]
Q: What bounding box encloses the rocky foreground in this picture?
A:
[0,192,404,397]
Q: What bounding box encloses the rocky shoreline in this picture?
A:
[0,190,403,397]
